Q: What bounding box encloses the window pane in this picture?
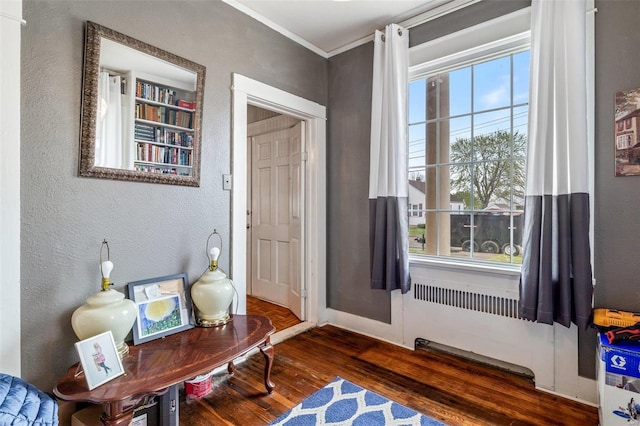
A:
[513,105,528,157]
[473,161,511,210]
[409,80,426,124]
[473,109,513,161]
[450,192,466,213]
[474,56,511,112]
[423,165,440,210]
[426,75,445,120]
[513,50,530,105]
[512,212,524,263]
[481,213,524,264]
[409,223,428,255]
[409,123,425,170]
[449,116,472,163]
[425,121,440,165]
[513,158,525,209]
[408,170,427,214]
[449,67,471,117]
[475,212,515,263]
[447,213,474,260]
[475,108,512,136]
[449,164,471,208]
[408,47,529,266]
[409,167,426,186]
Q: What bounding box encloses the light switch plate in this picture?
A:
[223,174,232,190]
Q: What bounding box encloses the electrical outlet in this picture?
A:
[223,174,232,190]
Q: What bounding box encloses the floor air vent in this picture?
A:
[413,282,521,319]
[414,337,535,378]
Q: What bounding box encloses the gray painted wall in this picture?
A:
[327,42,391,322]
[593,0,640,314]
[21,0,326,390]
[589,0,640,378]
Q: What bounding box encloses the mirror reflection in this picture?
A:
[79,22,205,186]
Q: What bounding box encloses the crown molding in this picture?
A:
[223,0,480,59]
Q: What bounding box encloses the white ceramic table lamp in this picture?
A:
[71,240,136,358]
[191,230,235,327]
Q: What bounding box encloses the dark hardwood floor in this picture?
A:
[245,296,301,331]
[179,321,599,425]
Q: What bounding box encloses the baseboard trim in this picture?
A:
[324,308,411,350]
[535,376,598,407]
[271,321,316,345]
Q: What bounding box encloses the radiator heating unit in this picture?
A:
[403,275,556,391]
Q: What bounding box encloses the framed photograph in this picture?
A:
[615,87,640,176]
[127,273,194,345]
[75,331,125,390]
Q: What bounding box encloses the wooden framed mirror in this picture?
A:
[78,21,205,186]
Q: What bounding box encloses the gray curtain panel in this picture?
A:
[519,194,592,329]
[368,24,411,293]
[519,0,593,329]
[369,197,411,293]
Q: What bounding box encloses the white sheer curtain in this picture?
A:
[369,24,411,293]
[519,0,593,329]
[95,72,124,169]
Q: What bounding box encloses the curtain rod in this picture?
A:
[0,11,26,26]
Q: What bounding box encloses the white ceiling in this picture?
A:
[222,0,479,57]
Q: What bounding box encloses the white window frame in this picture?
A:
[407,7,531,274]
[407,3,595,277]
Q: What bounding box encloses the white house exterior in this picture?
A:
[408,180,426,227]
[408,180,465,227]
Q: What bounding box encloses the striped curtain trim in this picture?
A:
[519,193,592,329]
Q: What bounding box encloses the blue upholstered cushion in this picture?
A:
[0,374,58,425]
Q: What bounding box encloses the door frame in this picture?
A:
[231,74,326,326]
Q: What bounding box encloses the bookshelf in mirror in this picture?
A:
[133,78,195,176]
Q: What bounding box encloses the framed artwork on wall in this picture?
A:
[615,87,640,176]
[127,273,194,345]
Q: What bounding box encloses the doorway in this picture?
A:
[246,108,305,321]
[230,74,327,330]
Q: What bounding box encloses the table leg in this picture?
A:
[100,401,134,426]
[260,339,275,394]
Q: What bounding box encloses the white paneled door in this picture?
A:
[250,121,305,320]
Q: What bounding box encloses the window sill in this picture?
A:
[409,255,521,277]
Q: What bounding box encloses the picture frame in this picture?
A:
[127,273,194,345]
[615,87,640,176]
[75,330,125,390]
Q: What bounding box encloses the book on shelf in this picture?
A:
[135,164,180,175]
[136,142,192,167]
[176,99,196,110]
[135,124,193,147]
[136,80,176,105]
[134,123,157,142]
[136,103,193,129]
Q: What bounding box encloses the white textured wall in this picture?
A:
[0,0,22,377]
[21,0,326,390]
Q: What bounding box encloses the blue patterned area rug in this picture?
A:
[270,377,445,425]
